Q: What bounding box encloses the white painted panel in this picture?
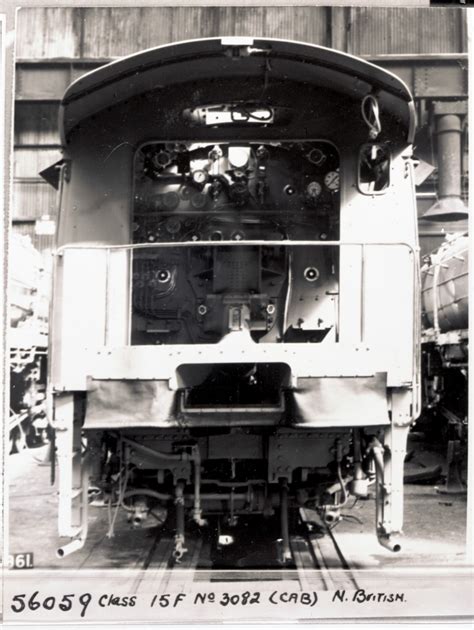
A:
[363,245,414,384]
[58,250,107,381]
[341,155,417,244]
[83,344,378,383]
[338,244,362,344]
[105,249,130,346]
[339,152,417,384]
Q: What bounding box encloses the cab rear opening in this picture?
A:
[177,362,291,409]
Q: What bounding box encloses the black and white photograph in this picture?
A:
[3,3,472,624]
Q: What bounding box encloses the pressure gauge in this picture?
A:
[192,169,208,186]
[306,181,322,199]
[324,170,340,192]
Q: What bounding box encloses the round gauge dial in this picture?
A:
[192,169,208,185]
[324,170,340,192]
[306,181,322,199]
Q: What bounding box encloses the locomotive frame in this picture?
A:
[45,37,421,562]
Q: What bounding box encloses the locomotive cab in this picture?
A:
[48,38,420,561]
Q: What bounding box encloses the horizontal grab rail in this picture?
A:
[53,239,421,419]
[55,240,420,256]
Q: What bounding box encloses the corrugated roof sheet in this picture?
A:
[16,7,466,59]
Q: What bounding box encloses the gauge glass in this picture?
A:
[324,170,340,191]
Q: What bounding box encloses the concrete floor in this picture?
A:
[7,443,468,571]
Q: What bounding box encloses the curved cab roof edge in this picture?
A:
[60,37,416,144]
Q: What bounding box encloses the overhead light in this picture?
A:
[420,197,468,222]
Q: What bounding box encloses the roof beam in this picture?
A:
[14,54,468,102]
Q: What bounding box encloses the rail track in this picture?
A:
[129,509,359,597]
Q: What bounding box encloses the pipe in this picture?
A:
[329,439,348,509]
[377,534,402,553]
[324,509,341,525]
[422,113,468,221]
[200,478,266,487]
[57,240,419,254]
[368,439,401,553]
[371,443,385,479]
[56,538,85,558]
[50,426,56,486]
[122,437,188,461]
[192,446,207,526]
[173,481,186,561]
[353,429,363,481]
[123,440,207,526]
[335,462,348,507]
[326,475,353,495]
[437,115,462,201]
[123,488,248,502]
[282,250,293,335]
[279,479,291,564]
[350,429,369,497]
[124,489,171,502]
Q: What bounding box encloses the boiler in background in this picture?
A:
[422,233,468,334]
[419,233,468,490]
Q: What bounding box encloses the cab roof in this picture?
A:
[60,37,415,144]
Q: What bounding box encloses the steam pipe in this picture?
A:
[331,439,348,508]
[353,428,363,481]
[368,439,402,553]
[200,478,266,487]
[122,437,188,461]
[326,475,353,495]
[377,534,402,553]
[56,538,84,558]
[192,446,207,526]
[349,428,369,497]
[371,442,385,479]
[123,488,248,502]
[123,439,206,526]
[173,481,186,561]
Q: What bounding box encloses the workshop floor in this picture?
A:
[7,440,468,571]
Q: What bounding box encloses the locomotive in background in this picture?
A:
[420,233,468,490]
[44,37,421,561]
[9,233,49,452]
